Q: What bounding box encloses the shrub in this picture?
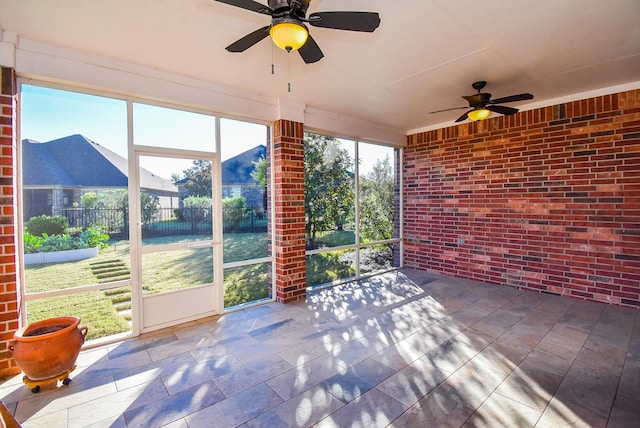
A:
[25,215,68,237]
[223,196,247,230]
[23,228,110,253]
[23,231,43,254]
[173,208,185,221]
[182,196,212,232]
[77,227,110,249]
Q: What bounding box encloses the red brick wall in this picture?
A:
[0,67,20,377]
[272,120,307,303]
[404,89,640,308]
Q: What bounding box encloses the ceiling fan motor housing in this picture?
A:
[269,0,309,16]
[463,92,492,109]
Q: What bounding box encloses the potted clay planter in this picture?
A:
[9,316,88,391]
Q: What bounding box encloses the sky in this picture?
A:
[20,84,394,180]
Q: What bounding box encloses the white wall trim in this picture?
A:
[408,80,640,136]
[1,34,406,146]
[305,106,406,147]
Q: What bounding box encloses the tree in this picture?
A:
[251,155,267,187]
[178,160,213,198]
[359,155,395,243]
[251,155,267,211]
[304,133,354,249]
[140,193,160,228]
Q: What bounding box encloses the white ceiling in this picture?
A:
[1,0,640,135]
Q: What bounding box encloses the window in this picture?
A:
[19,84,276,340]
[220,118,272,308]
[304,132,401,288]
[20,84,131,341]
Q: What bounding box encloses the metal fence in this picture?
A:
[57,206,267,238]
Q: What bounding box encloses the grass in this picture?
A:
[224,262,271,308]
[26,290,131,341]
[312,230,356,249]
[306,249,356,287]
[23,229,363,340]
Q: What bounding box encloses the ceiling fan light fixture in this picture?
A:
[468,108,491,121]
[270,20,308,52]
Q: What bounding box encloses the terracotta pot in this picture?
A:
[9,316,88,381]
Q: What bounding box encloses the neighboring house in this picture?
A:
[221,145,266,209]
[176,145,266,209]
[22,134,178,221]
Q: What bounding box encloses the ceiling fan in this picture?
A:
[212,0,381,64]
[430,81,534,122]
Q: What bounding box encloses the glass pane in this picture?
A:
[220,118,270,263]
[20,85,131,340]
[304,133,356,250]
[25,291,131,342]
[359,143,397,243]
[142,247,213,294]
[133,103,216,152]
[140,156,213,244]
[224,262,271,308]
[306,249,356,288]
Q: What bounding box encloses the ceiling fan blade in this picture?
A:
[488,93,534,104]
[308,11,381,32]
[455,111,470,122]
[487,105,519,115]
[212,0,271,14]
[429,106,469,114]
[298,35,324,64]
[225,26,270,52]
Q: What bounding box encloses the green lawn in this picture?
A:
[24,230,360,340]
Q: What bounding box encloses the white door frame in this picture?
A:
[129,145,223,334]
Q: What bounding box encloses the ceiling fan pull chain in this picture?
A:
[288,58,290,92]
[287,50,292,92]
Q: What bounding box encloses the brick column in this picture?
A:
[0,67,20,377]
[272,120,306,303]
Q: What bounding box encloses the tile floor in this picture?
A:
[1,269,639,427]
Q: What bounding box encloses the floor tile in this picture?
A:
[19,407,68,428]
[436,360,509,410]
[2,269,634,428]
[607,394,640,428]
[320,358,395,403]
[389,385,476,428]
[535,396,607,428]
[183,383,281,427]
[265,355,345,401]
[214,354,292,397]
[246,385,343,428]
[552,364,619,421]
[161,354,243,395]
[15,376,118,422]
[68,379,168,428]
[124,379,226,427]
[617,360,640,399]
[462,392,541,428]
[113,352,195,391]
[313,388,407,428]
[375,357,451,407]
[494,360,563,411]
[106,331,178,360]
